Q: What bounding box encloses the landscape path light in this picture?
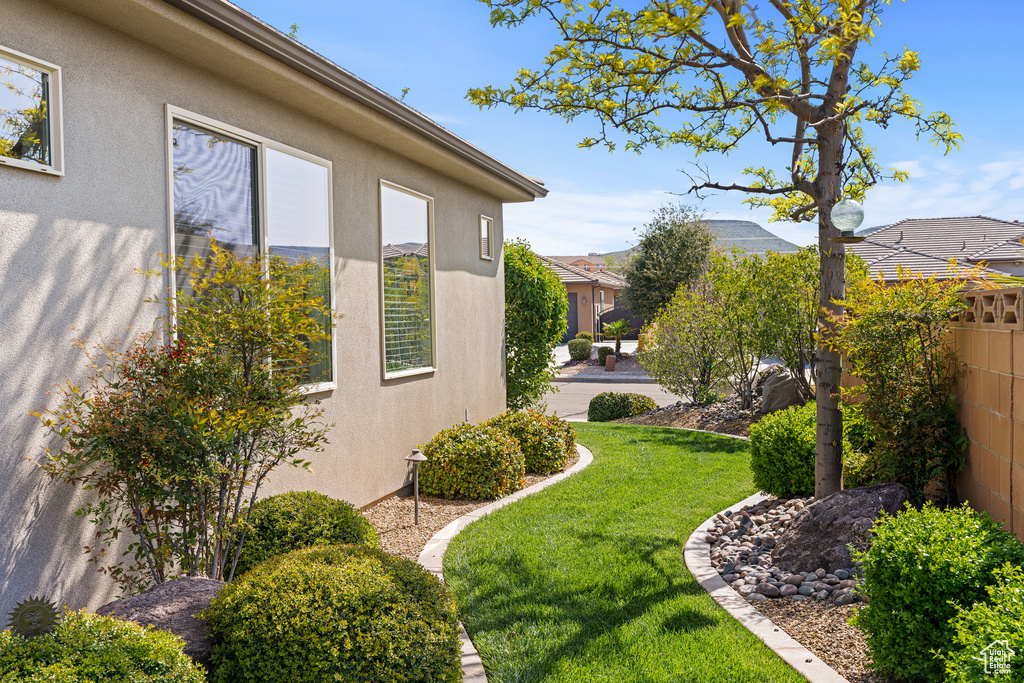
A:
[828,198,867,244]
[405,448,428,525]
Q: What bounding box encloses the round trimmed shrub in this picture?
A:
[485,410,568,475]
[941,563,1024,682]
[567,338,592,361]
[748,401,816,497]
[419,423,525,499]
[597,346,615,365]
[852,504,1024,682]
[0,609,205,683]
[547,413,577,461]
[574,331,594,342]
[228,491,379,578]
[203,545,461,683]
[587,392,658,422]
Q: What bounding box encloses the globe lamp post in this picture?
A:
[829,198,867,244]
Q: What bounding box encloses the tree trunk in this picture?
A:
[814,120,846,498]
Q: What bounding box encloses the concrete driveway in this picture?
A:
[543,381,685,422]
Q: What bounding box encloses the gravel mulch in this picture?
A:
[558,354,648,377]
[363,452,580,562]
[755,599,893,683]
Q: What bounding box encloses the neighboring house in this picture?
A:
[549,253,608,272]
[537,255,630,341]
[0,0,546,617]
[847,216,1024,281]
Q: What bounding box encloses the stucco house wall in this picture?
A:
[0,0,542,616]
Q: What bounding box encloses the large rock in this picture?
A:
[755,363,786,394]
[96,576,224,670]
[772,482,910,573]
[760,372,804,414]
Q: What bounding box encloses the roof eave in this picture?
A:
[160,0,548,200]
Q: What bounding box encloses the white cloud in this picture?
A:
[503,188,673,254]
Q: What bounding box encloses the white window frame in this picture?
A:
[0,45,63,176]
[480,215,494,261]
[164,105,337,393]
[379,180,437,380]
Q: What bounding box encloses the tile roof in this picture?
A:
[846,216,1022,280]
[535,254,599,285]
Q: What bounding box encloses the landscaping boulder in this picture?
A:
[772,482,910,573]
[759,373,804,414]
[96,576,224,670]
[754,363,786,394]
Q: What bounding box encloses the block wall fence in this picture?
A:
[951,287,1024,540]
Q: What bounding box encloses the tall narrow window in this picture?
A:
[0,45,62,175]
[381,183,434,378]
[168,109,334,388]
[266,148,332,384]
[480,215,493,260]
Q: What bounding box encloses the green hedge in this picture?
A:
[548,413,577,463]
[0,609,204,683]
[419,423,525,499]
[228,491,379,578]
[941,563,1024,682]
[485,410,569,475]
[587,392,658,422]
[852,504,1024,682]
[203,545,461,683]
[597,346,615,365]
[567,338,592,361]
[574,331,594,342]
[748,401,816,497]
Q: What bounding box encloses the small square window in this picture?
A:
[0,45,62,175]
[480,215,493,260]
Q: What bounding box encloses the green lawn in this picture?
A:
[443,423,808,683]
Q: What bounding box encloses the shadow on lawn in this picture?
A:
[460,528,720,681]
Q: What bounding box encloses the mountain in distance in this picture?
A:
[601,219,800,263]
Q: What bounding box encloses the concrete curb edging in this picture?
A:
[417,444,596,683]
[683,492,852,683]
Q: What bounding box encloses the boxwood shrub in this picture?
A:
[597,346,615,365]
[587,392,658,422]
[748,401,816,497]
[203,545,461,683]
[228,490,379,578]
[574,331,594,342]
[941,563,1024,682]
[485,410,568,475]
[419,423,525,499]
[0,609,205,683]
[548,413,577,462]
[851,504,1024,682]
[567,338,592,361]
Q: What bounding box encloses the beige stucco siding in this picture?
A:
[0,0,513,616]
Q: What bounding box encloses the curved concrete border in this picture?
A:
[417,445,595,683]
[683,493,852,683]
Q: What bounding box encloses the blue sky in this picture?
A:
[234,0,1024,254]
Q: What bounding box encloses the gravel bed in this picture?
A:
[754,599,893,683]
[363,452,580,562]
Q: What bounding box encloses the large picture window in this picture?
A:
[168,108,334,388]
[380,182,435,378]
[0,45,62,175]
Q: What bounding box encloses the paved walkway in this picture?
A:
[543,381,684,421]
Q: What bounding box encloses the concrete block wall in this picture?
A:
[953,287,1024,539]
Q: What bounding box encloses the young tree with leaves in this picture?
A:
[504,240,569,410]
[469,0,959,496]
[620,203,716,321]
[36,244,334,589]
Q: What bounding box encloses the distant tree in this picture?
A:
[601,318,633,356]
[469,0,960,497]
[620,203,716,321]
[504,239,568,410]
